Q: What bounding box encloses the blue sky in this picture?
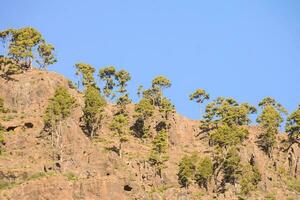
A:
[1,0,300,122]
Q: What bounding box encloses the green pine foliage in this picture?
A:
[75,63,96,89]
[149,129,169,177]
[133,98,155,138]
[222,147,241,184]
[178,154,213,190]
[178,154,197,188]
[0,56,22,78]
[189,89,210,104]
[110,113,129,156]
[204,97,257,127]
[0,27,56,70]
[99,66,117,99]
[200,97,258,193]
[195,156,213,190]
[238,163,261,195]
[44,87,76,130]
[36,42,57,69]
[82,86,106,138]
[257,97,286,156]
[210,124,249,147]
[286,105,300,143]
[133,75,174,138]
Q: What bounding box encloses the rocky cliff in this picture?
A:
[0,69,299,200]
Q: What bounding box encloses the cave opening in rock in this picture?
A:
[24,122,34,128]
[123,185,132,192]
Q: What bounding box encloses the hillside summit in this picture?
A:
[0,27,300,200]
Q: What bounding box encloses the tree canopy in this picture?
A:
[0,27,56,70]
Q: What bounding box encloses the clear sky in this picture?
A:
[1,0,300,122]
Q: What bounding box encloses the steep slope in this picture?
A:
[0,69,299,200]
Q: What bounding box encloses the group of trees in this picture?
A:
[0,27,56,76]
[184,88,300,196]
[75,63,106,138]
[134,76,175,178]
[1,26,299,197]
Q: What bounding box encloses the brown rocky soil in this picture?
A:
[0,69,299,200]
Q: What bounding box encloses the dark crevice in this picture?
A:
[124,185,132,192]
[6,126,18,132]
[24,122,34,128]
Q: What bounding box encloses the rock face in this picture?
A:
[0,69,299,200]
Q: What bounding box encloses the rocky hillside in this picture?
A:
[0,69,299,200]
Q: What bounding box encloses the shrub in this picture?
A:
[238,163,261,195]
[178,154,213,190]
[178,154,197,188]
[195,156,213,190]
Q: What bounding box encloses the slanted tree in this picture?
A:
[189,88,210,113]
[99,66,116,99]
[286,105,300,144]
[256,97,287,156]
[149,128,169,178]
[0,27,56,70]
[75,63,96,89]
[82,86,106,138]
[44,87,76,170]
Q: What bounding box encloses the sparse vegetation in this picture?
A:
[0,26,300,199]
[63,171,78,181]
